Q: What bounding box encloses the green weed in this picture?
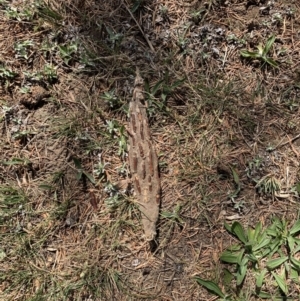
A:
[58,43,78,65]
[5,6,35,21]
[240,35,278,68]
[72,157,95,185]
[255,174,281,196]
[0,65,17,87]
[195,218,300,299]
[14,40,34,60]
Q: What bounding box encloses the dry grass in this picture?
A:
[1,0,300,300]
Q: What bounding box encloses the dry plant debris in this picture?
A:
[128,70,160,241]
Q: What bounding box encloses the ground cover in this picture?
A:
[1,0,300,300]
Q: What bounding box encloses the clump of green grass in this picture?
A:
[195,218,300,300]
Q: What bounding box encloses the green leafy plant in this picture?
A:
[161,203,184,226]
[72,157,95,184]
[58,43,78,64]
[240,36,278,68]
[255,174,281,196]
[105,120,127,158]
[145,73,185,117]
[245,157,263,179]
[5,6,34,21]
[0,66,17,87]
[42,64,58,82]
[194,277,232,300]
[105,26,123,50]
[93,159,109,181]
[190,8,206,25]
[14,40,34,60]
[22,64,57,83]
[195,218,300,299]
[226,34,246,47]
[102,90,121,109]
[0,66,17,80]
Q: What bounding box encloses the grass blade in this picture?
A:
[264,57,278,68]
[240,50,260,58]
[194,277,225,298]
[263,35,275,56]
[82,171,95,185]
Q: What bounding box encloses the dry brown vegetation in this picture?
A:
[1,0,300,300]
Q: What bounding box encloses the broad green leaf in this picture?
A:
[274,217,284,230]
[236,258,248,285]
[293,237,300,244]
[236,266,247,286]
[264,57,278,68]
[240,50,260,58]
[73,157,82,169]
[76,170,83,180]
[267,257,288,270]
[289,220,300,235]
[253,238,271,252]
[194,277,225,298]
[224,222,233,234]
[230,167,240,187]
[291,267,299,283]
[58,45,68,56]
[231,221,247,244]
[248,253,258,263]
[244,242,253,254]
[267,239,281,257]
[257,291,272,299]
[254,221,263,241]
[293,244,300,253]
[272,272,288,295]
[290,256,300,271]
[261,247,272,258]
[256,228,267,242]
[223,268,234,287]
[247,227,255,242]
[82,171,95,185]
[226,244,241,252]
[264,35,276,56]
[256,269,267,288]
[266,228,278,237]
[220,250,241,264]
[241,256,249,266]
[287,236,295,252]
[237,249,245,265]
[151,79,164,95]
